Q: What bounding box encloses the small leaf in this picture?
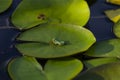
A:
[16,24,96,58]
[0,0,13,13]
[85,39,120,58]
[12,0,90,29]
[44,58,83,80]
[105,9,120,23]
[113,19,120,38]
[8,56,47,80]
[107,0,120,5]
[84,57,120,69]
[75,62,120,80]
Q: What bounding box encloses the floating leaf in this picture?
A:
[106,0,120,5]
[8,56,83,80]
[113,19,120,38]
[16,24,96,58]
[84,58,120,69]
[85,39,120,58]
[0,0,12,13]
[12,0,90,29]
[105,9,120,23]
[75,62,120,80]
[8,56,47,80]
[45,58,83,80]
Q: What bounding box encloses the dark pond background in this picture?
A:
[0,0,119,80]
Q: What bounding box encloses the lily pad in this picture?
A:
[106,0,120,5]
[84,58,120,69]
[12,0,90,29]
[75,62,120,80]
[105,9,120,23]
[44,58,83,80]
[0,0,12,13]
[85,39,120,58]
[113,19,120,38]
[16,24,96,58]
[8,56,47,80]
[8,56,83,80]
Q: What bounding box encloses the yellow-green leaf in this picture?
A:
[12,0,90,29]
[105,9,120,23]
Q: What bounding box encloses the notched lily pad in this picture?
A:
[105,9,120,23]
[84,57,120,69]
[16,24,96,58]
[12,0,90,29]
[85,39,120,58]
[75,62,120,80]
[8,56,47,80]
[44,58,83,80]
[0,0,13,13]
[8,56,83,80]
[113,19,120,38]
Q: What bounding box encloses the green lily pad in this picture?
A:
[105,9,120,23]
[75,62,120,80]
[8,56,47,80]
[106,0,120,5]
[44,58,83,80]
[16,24,96,58]
[85,39,120,58]
[12,0,90,29]
[8,56,83,80]
[0,0,12,13]
[113,19,120,38]
[84,58,120,69]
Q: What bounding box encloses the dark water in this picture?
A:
[0,0,119,80]
[0,0,21,80]
[87,0,119,41]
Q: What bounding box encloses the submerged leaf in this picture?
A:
[0,0,12,13]
[105,9,120,23]
[84,58,120,69]
[75,62,120,80]
[12,0,90,29]
[85,39,120,58]
[16,24,96,58]
[45,58,83,80]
